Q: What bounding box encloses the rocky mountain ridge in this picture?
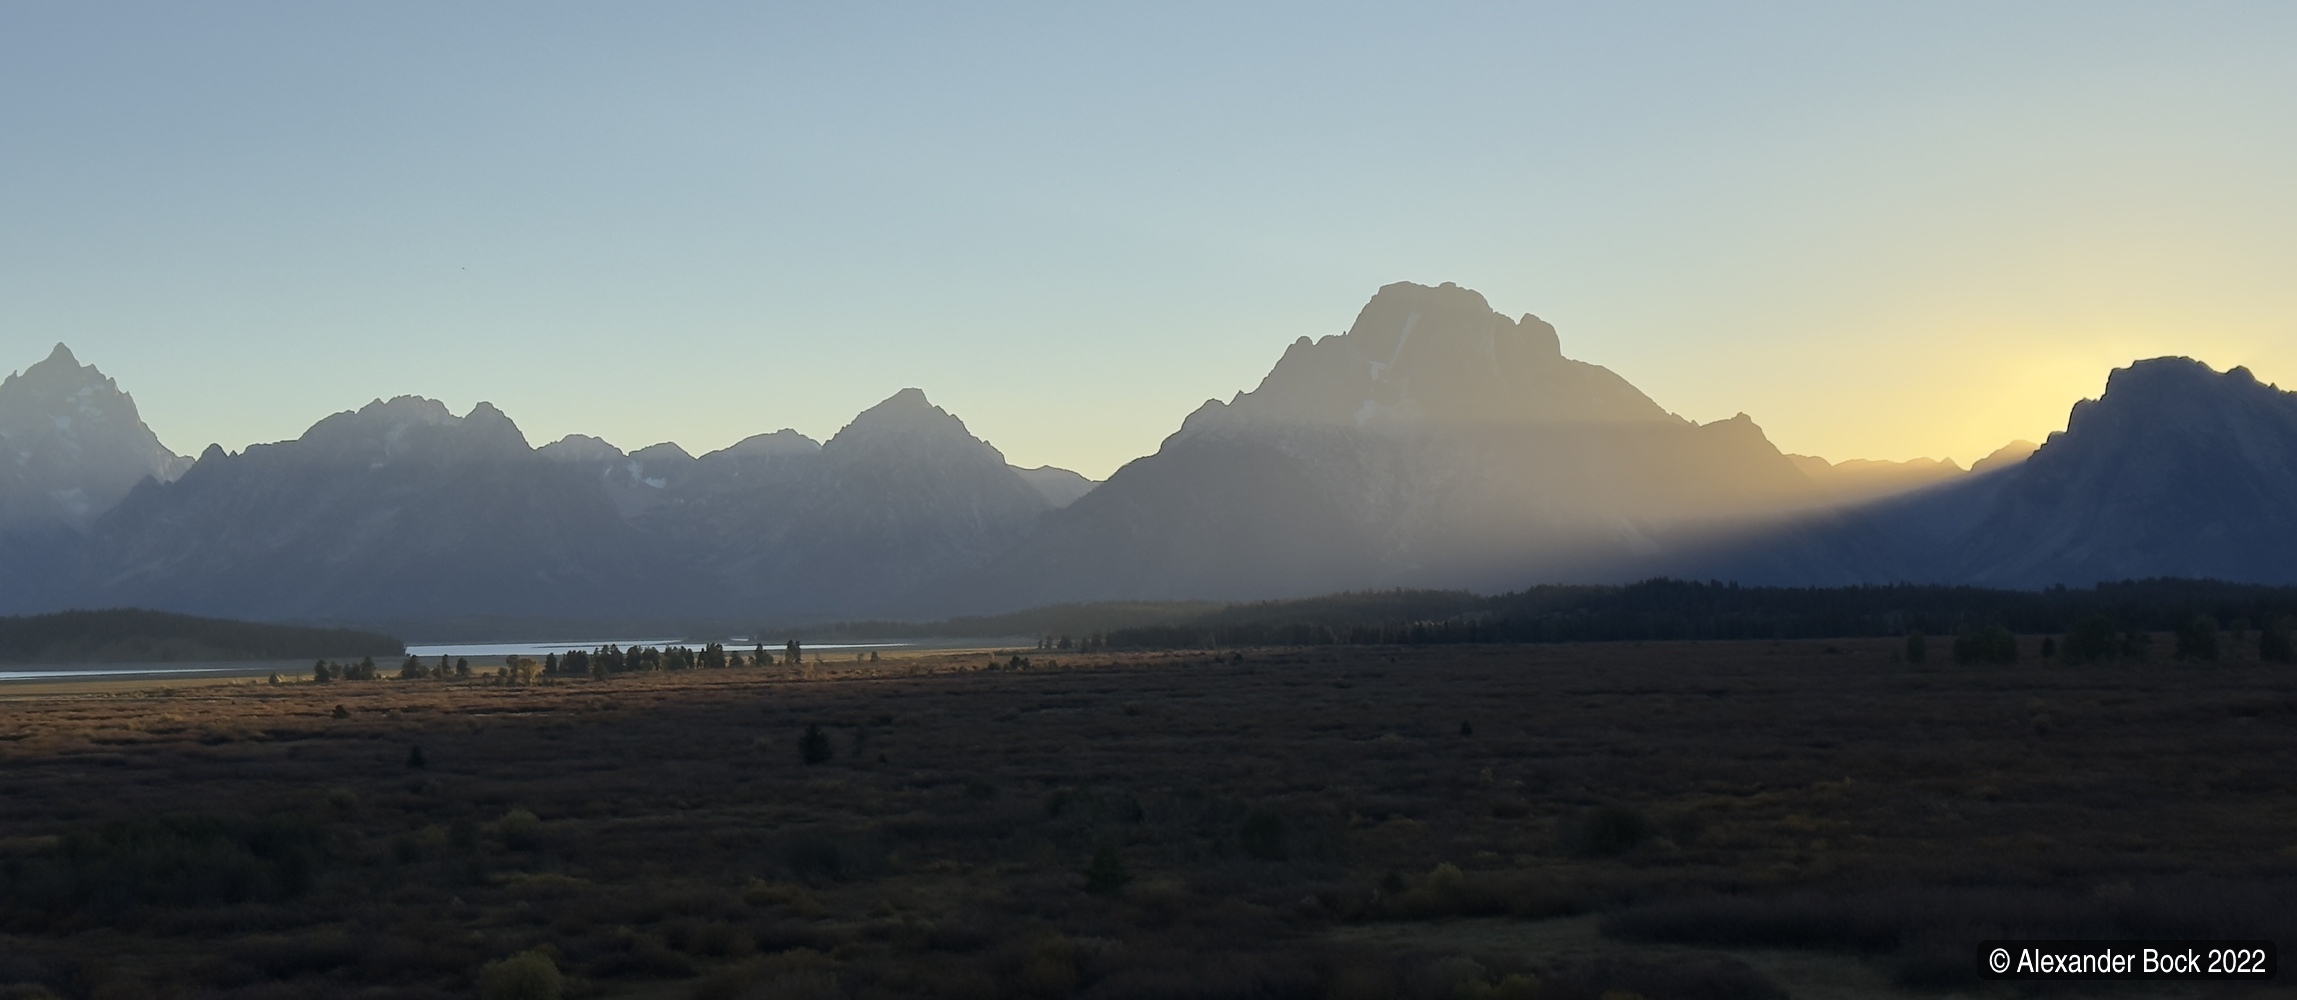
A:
[6,282,2289,625]
[0,344,189,532]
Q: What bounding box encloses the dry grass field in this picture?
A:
[1,639,2293,1000]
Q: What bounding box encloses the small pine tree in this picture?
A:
[1904,631,1927,665]
[800,723,833,765]
[406,745,427,769]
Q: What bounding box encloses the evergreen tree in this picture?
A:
[1904,631,1927,664]
[800,723,833,765]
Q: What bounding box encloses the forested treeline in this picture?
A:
[0,609,402,663]
[1085,578,2297,651]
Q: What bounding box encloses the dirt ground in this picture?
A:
[1,639,2291,999]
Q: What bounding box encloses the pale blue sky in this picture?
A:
[4,3,2292,477]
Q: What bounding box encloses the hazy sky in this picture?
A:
[4,3,2292,478]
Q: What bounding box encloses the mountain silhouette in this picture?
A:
[19,377,1085,621]
[1694,358,2297,587]
[916,281,1827,612]
[6,295,2292,627]
[70,396,683,620]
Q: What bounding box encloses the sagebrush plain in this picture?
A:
[2,639,2292,999]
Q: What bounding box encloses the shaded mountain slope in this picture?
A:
[1696,358,2297,587]
[921,281,1824,612]
[72,397,689,620]
[637,389,1058,616]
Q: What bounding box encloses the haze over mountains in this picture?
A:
[4,281,2292,627]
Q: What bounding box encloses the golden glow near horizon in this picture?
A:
[2,5,2291,480]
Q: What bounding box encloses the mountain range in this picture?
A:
[4,280,2292,628]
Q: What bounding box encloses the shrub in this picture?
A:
[497,808,542,851]
[1239,810,1287,861]
[2263,618,2296,664]
[4,814,329,916]
[1951,625,2018,665]
[1426,862,1464,895]
[1563,803,1653,858]
[799,724,832,765]
[783,834,843,880]
[1083,844,1132,895]
[478,949,563,1000]
[2175,615,2220,662]
[1904,631,1926,664]
[2063,616,2127,664]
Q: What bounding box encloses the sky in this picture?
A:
[3,3,2292,479]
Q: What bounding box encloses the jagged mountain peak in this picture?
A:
[1718,354,2297,589]
[295,395,534,461]
[827,388,1006,465]
[1181,280,1674,438]
[631,442,695,463]
[0,344,190,530]
[538,434,625,463]
[2047,357,2292,456]
[709,429,821,459]
[6,342,120,403]
[849,387,944,426]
